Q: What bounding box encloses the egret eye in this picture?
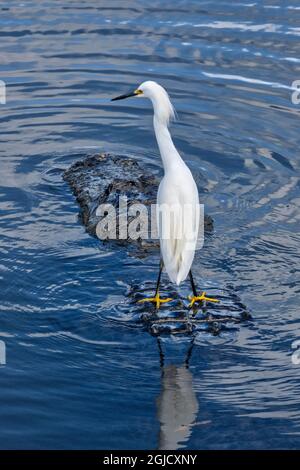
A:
[134,89,143,95]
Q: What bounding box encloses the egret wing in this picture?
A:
[157,175,199,285]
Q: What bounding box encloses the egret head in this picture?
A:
[111,80,175,125]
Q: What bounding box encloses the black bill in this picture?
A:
[111,91,137,101]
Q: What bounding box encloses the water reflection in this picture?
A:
[156,337,198,450]
[1,0,300,450]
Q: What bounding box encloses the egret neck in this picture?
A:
[153,115,185,173]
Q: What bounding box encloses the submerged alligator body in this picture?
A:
[63,153,214,253]
[63,153,251,333]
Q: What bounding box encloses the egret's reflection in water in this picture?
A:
[156,338,198,450]
[1,0,300,450]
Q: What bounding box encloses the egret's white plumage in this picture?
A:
[137,81,199,285]
[112,80,218,308]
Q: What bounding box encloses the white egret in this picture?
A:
[112,81,219,308]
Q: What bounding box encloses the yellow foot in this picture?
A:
[138,294,173,309]
[188,291,219,308]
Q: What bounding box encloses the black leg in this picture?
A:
[137,259,172,308]
[189,270,197,296]
[155,259,164,297]
[188,270,220,306]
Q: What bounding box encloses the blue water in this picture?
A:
[1,0,300,450]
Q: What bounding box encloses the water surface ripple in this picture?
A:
[0,0,300,450]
